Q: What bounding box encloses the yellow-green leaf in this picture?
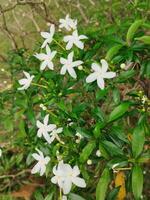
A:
[126,20,143,45]
[135,35,150,45]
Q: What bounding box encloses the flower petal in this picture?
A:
[72,177,86,188]
[101,59,108,72]
[44,114,49,125]
[86,73,97,83]
[60,66,67,75]
[97,77,105,89]
[67,66,77,79]
[103,72,116,79]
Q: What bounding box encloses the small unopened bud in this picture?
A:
[120,63,126,69]
[78,65,83,70]
[96,150,101,157]
[87,159,92,165]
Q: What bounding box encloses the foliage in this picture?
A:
[0,0,150,200]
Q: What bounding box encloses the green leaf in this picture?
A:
[132,125,145,158]
[69,193,86,200]
[108,102,130,123]
[105,44,123,61]
[135,35,150,45]
[107,186,120,200]
[101,141,124,156]
[116,69,136,82]
[132,165,143,200]
[126,20,143,45]
[96,168,111,200]
[79,141,96,163]
[44,193,54,200]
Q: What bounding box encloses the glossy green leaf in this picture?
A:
[108,102,130,123]
[132,125,145,158]
[69,193,86,200]
[80,141,96,163]
[105,44,123,61]
[96,168,111,200]
[132,165,143,200]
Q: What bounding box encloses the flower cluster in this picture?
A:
[17,14,117,198]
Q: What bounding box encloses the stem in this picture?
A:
[59,188,62,200]
[116,167,131,171]
[31,82,47,89]
[53,38,66,51]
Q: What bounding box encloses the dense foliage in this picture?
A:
[0,0,150,200]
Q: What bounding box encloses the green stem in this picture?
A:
[59,188,62,200]
[53,38,66,51]
[31,82,47,89]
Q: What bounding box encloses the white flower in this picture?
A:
[62,195,67,200]
[41,24,55,48]
[49,127,63,144]
[0,149,2,157]
[36,114,56,144]
[63,30,87,50]
[31,149,50,176]
[60,51,83,79]
[18,71,34,90]
[51,161,86,195]
[59,14,77,31]
[96,150,101,157]
[86,59,116,89]
[34,45,57,71]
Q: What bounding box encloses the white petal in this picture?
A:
[79,35,88,39]
[43,132,52,144]
[18,78,27,85]
[72,60,83,68]
[75,41,84,49]
[40,164,46,176]
[91,63,101,72]
[36,120,43,128]
[97,77,105,89]
[60,66,67,75]
[56,127,63,134]
[34,53,46,61]
[37,129,42,137]
[60,57,67,64]
[102,72,116,79]
[40,61,47,70]
[72,177,86,188]
[41,40,48,49]
[23,71,30,79]
[50,24,55,36]
[47,124,56,132]
[72,166,80,176]
[50,51,57,59]
[32,153,40,160]
[68,52,74,62]
[46,45,51,55]
[101,59,108,72]
[66,41,73,50]
[41,32,50,39]
[45,156,50,164]
[31,163,40,174]
[63,35,71,42]
[51,176,57,184]
[44,114,49,125]
[86,73,97,83]
[67,67,77,79]
[47,61,54,70]
[62,179,72,194]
